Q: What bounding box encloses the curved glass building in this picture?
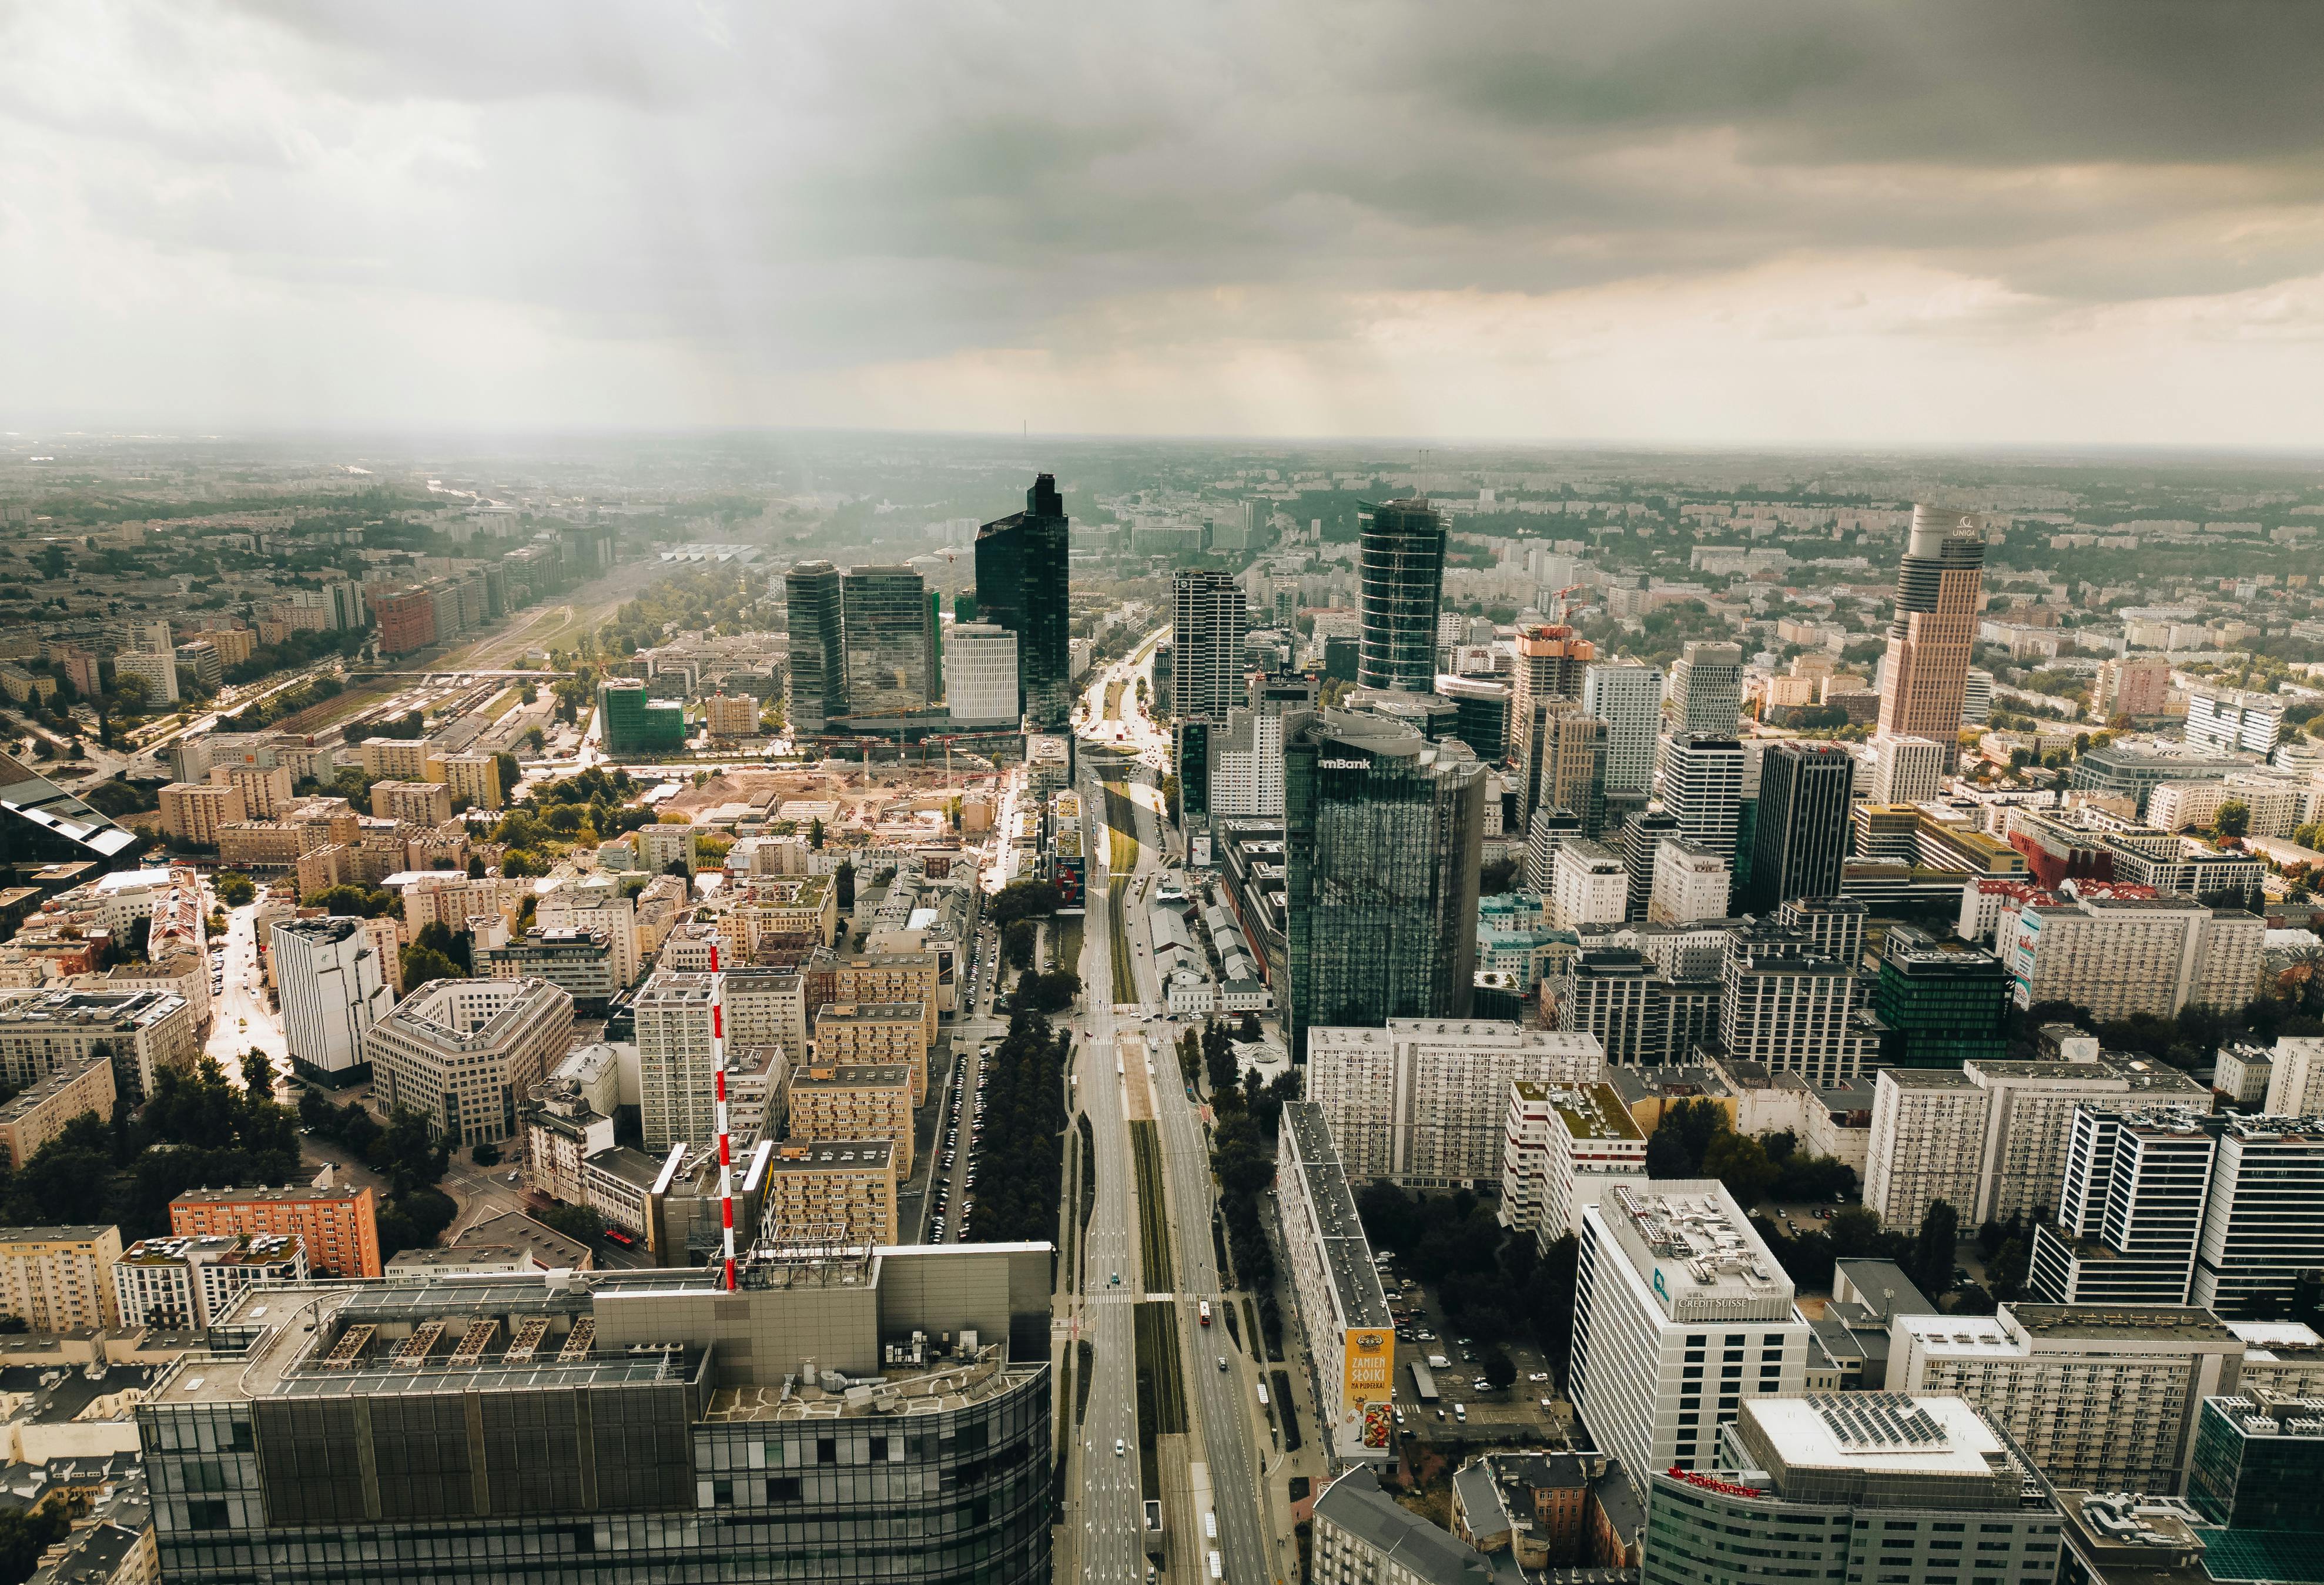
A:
[1356,498,1447,694]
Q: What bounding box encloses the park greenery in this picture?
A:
[971,1003,1071,1244]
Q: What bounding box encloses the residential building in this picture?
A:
[1649,839,1730,926]
[635,821,698,878]
[2030,1106,2218,1307]
[942,623,1019,729]
[813,1001,928,1104]
[1170,569,1248,724]
[1716,924,1878,1087]
[535,881,641,990]
[0,1225,122,1331]
[2003,894,2265,1020]
[2184,685,2286,756]
[1500,1079,1647,1246]
[0,1052,115,1168]
[1740,742,1856,914]
[1873,926,2010,1070]
[1356,498,1448,695]
[1666,642,1743,737]
[1639,1394,2062,1585]
[113,1232,305,1330]
[270,916,393,1084]
[1660,735,1747,871]
[701,692,761,738]
[1571,1180,1811,1489]
[1864,1069,1987,1229]
[832,951,941,1050]
[1552,840,1629,932]
[132,1246,1056,1585]
[1585,662,1665,802]
[1958,1053,2206,1226]
[784,560,848,733]
[598,680,685,756]
[2263,1036,2324,1116]
[635,971,718,1155]
[484,927,622,1014]
[1544,950,1720,1068]
[1278,1103,1399,1462]
[758,1140,898,1245]
[111,649,179,705]
[2094,656,2173,721]
[1889,1305,2247,1493]
[369,586,437,654]
[365,977,575,1147]
[1314,1469,1494,1585]
[1305,1019,1604,1189]
[974,474,1072,732]
[1280,711,1486,1052]
[431,751,504,810]
[209,761,293,819]
[1509,625,1598,822]
[721,967,809,1059]
[1877,505,1987,739]
[1525,806,1585,894]
[1620,810,1682,921]
[158,782,244,847]
[169,1183,383,1279]
[789,1063,915,1176]
[355,736,434,780]
[2188,1116,2324,1318]
[0,986,199,1106]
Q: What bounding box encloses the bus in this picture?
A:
[1207,1552,1223,1580]
[1198,1299,1212,1326]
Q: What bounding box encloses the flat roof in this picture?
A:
[765,1140,895,1172]
[1282,1103,1392,1329]
[794,1063,913,1088]
[1750,1393,2004,1477]
[2007,1303,2242,1343]
[1595,1180,1792,1320]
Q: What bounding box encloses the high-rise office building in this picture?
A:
[2188,1389,2324,1533]
[365,978,575,1148]
[1435,673,1510,762]
[1355,498,1447,693]
[1639,1395,2063,1585]
[784,560,847,735]
[1526,703,1609,836]
[135,1247,1056,1585]
[270,916,394,1084]
[1571,1180,1810,1487]
[1622,810,1682,921]
[598,680,685,755]
[839,565,937,719]
[1869,734,1951,807]
[1584,661,1665,801]
[1660,735,1747,875]
[1666,642,1743,737]
[1525,805,1585,893]
[1510,625,1597,823]
[2189,1116,2324,1318]
[1170,569,1248,723]
[1877,505,1987,739]
[975,474,1073,731]
[1740,742,1855,913]
[1717,921,1879,1087]
[1280,710,1487,1051]
[1871,925,2009,1070]
[2030,1106,2218,1307]
[943,622,1020,728]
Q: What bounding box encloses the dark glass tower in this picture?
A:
[1281,710,1485,1054]
[974,474,1072,731]
[1355,498,1446,693]
[1873,924,2009,1069]
[839,565,937,721]
[1740,741,1856,913]
[783,560,846,735]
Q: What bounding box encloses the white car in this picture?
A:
[1114,1439,1126,1457]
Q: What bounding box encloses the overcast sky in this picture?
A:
[9,0,2324,447]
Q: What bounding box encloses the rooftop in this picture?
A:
[1750,1392,2007,1478]
[1282,1103,1392,1330]
[2007,1303,2242,1343]
[765,1140,895,1174]
[1595,1180,1792,1320]
[794,1063,913,1090]
[1314,1469,1493,1585]
[1551,1082,1643,1143]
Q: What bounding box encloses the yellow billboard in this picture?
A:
[1341,1328,1394,1401]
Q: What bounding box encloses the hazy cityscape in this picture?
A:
[9,6,2324,1585]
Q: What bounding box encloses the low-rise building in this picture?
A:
[0,1225,122,1331]
[483,926,621,1014]
[0,987,199,1106]
[1313,1468,1494,1585]
[112,1233,306,1331]
[758,1140,898,1245]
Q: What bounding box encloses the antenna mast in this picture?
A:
[708,940,736,1291]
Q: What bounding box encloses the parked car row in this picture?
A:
[929,1054,989,1242]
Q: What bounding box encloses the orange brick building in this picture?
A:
[168,1183,382,1278]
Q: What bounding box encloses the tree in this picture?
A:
[215,872,256,907]
[1701,1131,1779,1207]
[399,943,463,994]
[2216,799,2251,840]
[1912,1199,1961,1299]
[1987,1237,2030,1301]
[471,1142,503,1167]
[537,1204,602,1244]
[835,860,856,913]
[808,817,825,850]
[414,920,471,975]
[1003,918,1037,970]
[1480,1348,1518,1390]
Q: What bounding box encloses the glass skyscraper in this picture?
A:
[973,474,1071,731]
[784,560,846,735]
[839,565,938,721]
[1872,924,2010,1068]
[1281,710,1485,1052]
[1740,741,1855,914]
[1355,498,1446,693]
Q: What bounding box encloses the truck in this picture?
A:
[1197,1299,1212,1326]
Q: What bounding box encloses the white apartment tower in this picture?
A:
[1582,662,1665,800]
[1570,1179,1810,1493]
[1551,840,1629,932]
[1666,642,1744,737]
[943,623,1020,729]
[1304,1019,1604,1189]
[1499,1079,1647,1247]
[1869,734,1951,807]
[270,916,395,1083]
[1659,735,1747,869]
[1170,569,1250,724]
[1863,1069,1988,1230]
[635,971,720,1155]
[1647,837,1730,927]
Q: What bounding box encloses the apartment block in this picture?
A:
[0,1225,122,1331]
[209,761,293,819]
[1863,1069,1987,1231]
[2004,893,2264,1020]
[703,692,762,738]
[812,1001,928,1104]
[1278,1103,1398,1464]
[1551,840,1629,932]
[758,1140,898,1246]
[430,751,504,811]
[1888,1303,2245,1493]
[1647,838,1729,927]
[789,1062,915,1177]
[169,1183,383,1279]
[634,972,718,1155]
[0,986,200,1105]
[370,779,454,827]
[1499,1079,1647,1248]
[113,1233,306,1330]
[356,736,435,780]
[0,1051,115,1169]
[158,782,245,847]
[1305,1020,1605,1190]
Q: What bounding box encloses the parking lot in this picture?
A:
[1371,1252,1573,1447]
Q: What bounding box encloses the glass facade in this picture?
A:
[973,475,1071,732]
[839,565,938,721]
[1740,743,1854,914]
[1281,713,1484,1053]
[142,1364,1053,1585]
[598,681,686,756]
[1355,500,1446,693]
[1873,931,2010,1069]
[2190,1396,2324,1532]
[785,561,847,735]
